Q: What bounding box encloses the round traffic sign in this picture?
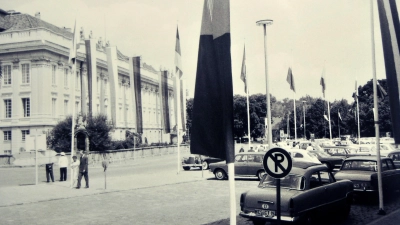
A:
[263,148,292,179]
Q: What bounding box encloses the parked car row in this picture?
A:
[202,149,400,224]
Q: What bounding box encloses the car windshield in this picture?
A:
[341,160,377,171]
[260,174,304,190]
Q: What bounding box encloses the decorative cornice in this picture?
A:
[31,56,51,63]
[57,60,64,67]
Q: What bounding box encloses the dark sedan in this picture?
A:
[239,162,353,224]
[387,150,400,168]
[209,152,266,180]
[334,156,400,196]
[308,150,344,171]
[182,155,222,170]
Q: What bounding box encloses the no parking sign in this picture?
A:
[262,147,292,225]
[263,147,292,178]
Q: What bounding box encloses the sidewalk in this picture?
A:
[0,166,211,208]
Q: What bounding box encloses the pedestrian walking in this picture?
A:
[77,150,89,189]
[58,152,68,181]
[239,146,245,153]
[45,162,54,182]
[70,156,80,188]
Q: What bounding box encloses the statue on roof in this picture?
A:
[80,27,85,41]
[97,37,103,49]
[89,30,93,39]
[106,40,110,47]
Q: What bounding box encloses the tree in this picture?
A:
[47,114,113,152]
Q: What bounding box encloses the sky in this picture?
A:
[3,0,397,103]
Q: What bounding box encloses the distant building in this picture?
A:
[0,9,178,154]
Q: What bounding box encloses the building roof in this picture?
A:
[0,11,72,38]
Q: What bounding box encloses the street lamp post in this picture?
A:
[256,19,273,151]
[302,101,306,139]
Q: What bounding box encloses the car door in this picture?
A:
[234,155,248,175]
[246,154,263,176]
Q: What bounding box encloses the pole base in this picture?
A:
[378,208,386,215]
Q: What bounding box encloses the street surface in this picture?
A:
[1,148,400,224]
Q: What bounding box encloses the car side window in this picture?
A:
[309,170,333,189]
[235,155,243,162]
[294,153,303,158]
[253,155,262,163]
[382,160,389,171]
[387,160,395,170]
[247,155,254,162]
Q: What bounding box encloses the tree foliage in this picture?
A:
[48,114,113,152]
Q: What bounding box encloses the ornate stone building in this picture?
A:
[0,9,176,154]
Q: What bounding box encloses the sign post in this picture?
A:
[263,148,292,225]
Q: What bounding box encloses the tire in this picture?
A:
[257,170,266,180]
[339,196,352,220]
[183,166,190,171]
[202,161,209,170]
[214,169,227,180]
[297,212,314,225]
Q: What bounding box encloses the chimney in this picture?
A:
[35,12,40,19]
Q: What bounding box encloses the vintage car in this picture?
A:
[321,145,373,158]
[285,149,321,164]
[209,152,265,180]
[334,156,400,196]
[181,155,222,170]
[387,150,400,168]
[308,150,344,171]
[239,162,354,224]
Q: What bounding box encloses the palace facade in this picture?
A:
[0,9,178,154]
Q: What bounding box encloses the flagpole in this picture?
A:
[370,0,384,214]
[176,75,181,174]
[293,92,297,142]
[356,86,361,145]
[287,112,290,140]
[69,19,77,189]
[246,88,251,151]
[327,101,332,140]
[338,111,340,138]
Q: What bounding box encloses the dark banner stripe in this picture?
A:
[133,57,143,134]
[84,40,93,115]
[162,71,170,133]
[378,0,400,144]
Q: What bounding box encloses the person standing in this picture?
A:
[77,150,89,189]
[58,152,68,181]
[70,156,80,188]
[239,146,245,153]
[45,162,54,182]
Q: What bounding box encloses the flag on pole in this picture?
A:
[175,27,183,79]
[377,81,388,98]
[286,67,296,92]
[240,45,247,93]
[352,80,359,100]
[68,20,79,69]
[338,111,342,121]
[377,0,400,144]
[320,72,326,98]
[190,0,234,162]
[324,114,329,122]
[174,27,186,131]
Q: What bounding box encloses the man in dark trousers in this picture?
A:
[45,162,54,182]
[77,150,89,189]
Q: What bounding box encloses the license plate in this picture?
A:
[255,209,275,218]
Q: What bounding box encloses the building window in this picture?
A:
[22,98,30,117]
[64,68,68,87]
[4,99,11,118]
[3,65,11,85]
[4,150,12,155]
[52,65,57,85]
[64,100,68,115]
[22,130,30,141]
[21,64,30,84]
[76,71,80,90]
[52,98,56,117]
[75,101,79,114]
[4,131,11,141]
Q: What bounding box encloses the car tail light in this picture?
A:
[240,194,245,211]
[289,199,294,216]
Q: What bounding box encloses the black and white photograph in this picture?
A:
[1,0,400,224]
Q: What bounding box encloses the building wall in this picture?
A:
[0,19,176,154]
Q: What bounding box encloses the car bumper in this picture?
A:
[239,211,298,222]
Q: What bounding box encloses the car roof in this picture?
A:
[345,156,390,161]
[290,162,326,176]
[236,152,265,156]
